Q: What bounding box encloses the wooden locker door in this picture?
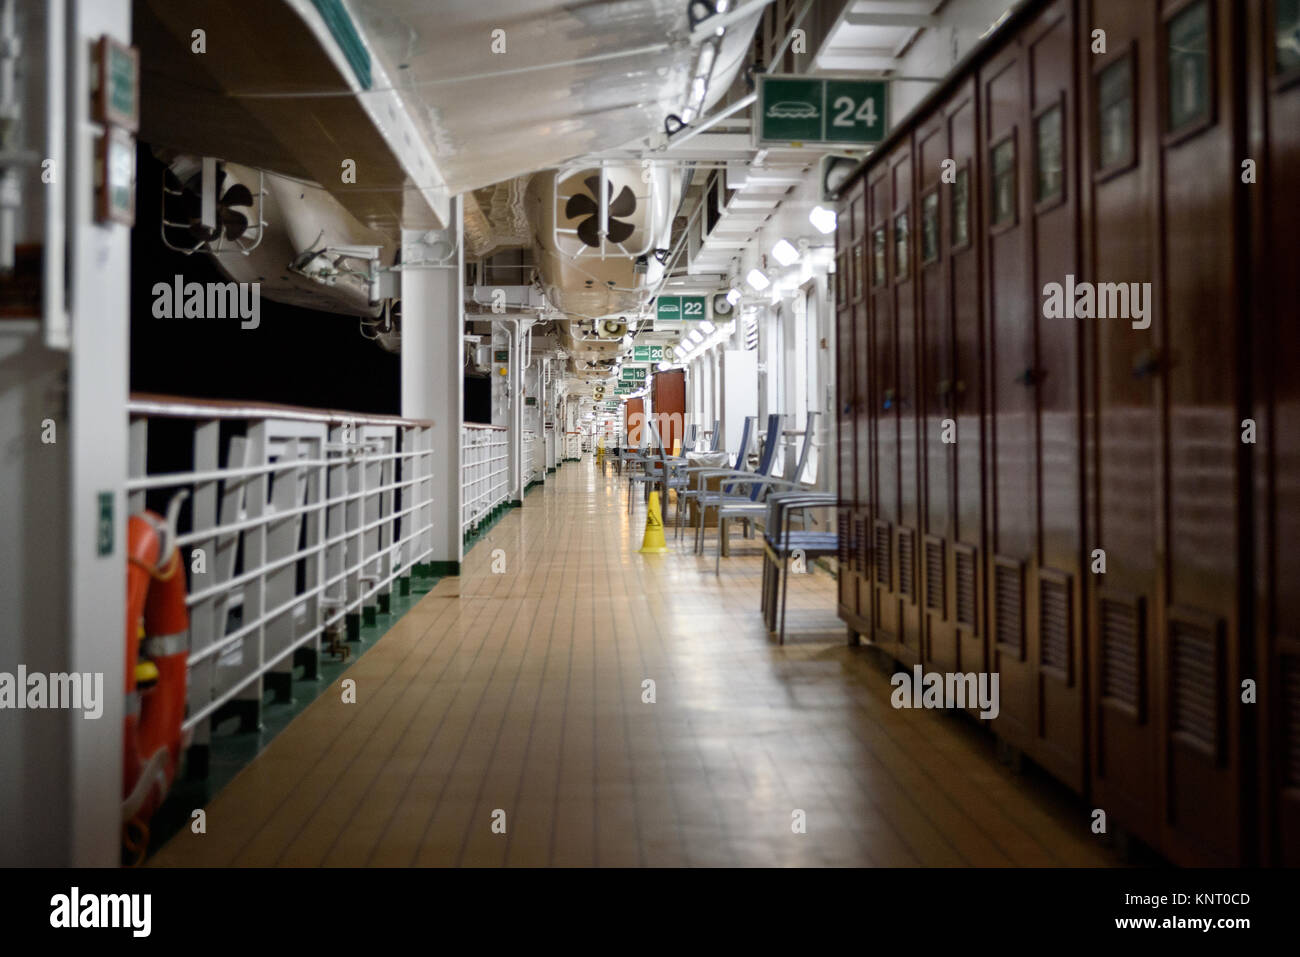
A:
[853,186,873,628]
[868,169,902,655]
[1250,0,1300,867]
[1026,0,1086,793]
[1083,0,1162,849]
[1157,0,1247,865]
[835,223,856,622]
[947,79,987,679]
[854,298,872,629]
[981,42,1037,753]
[916,115,957,675]
[893,143,923,667]
[836,291,856,621]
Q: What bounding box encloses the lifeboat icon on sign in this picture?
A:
[767,100,819,119]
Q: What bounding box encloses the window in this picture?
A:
[872,226,886,286]
[1277,0,1300,76]
[852,243,864,299]
[952,166,970,249]
[990,137,1016,227]
[894,211,909,280]
[1035,104,1064,203]
[1097,56,1134,170]
[921,191,939,264]
[1167,0,1211,132]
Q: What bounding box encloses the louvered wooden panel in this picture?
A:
[1039,573,1071,682]
[993,559,1023,657]
[925,538,944,613]
[954,547,976,629]
[874,522,891,587]
[855,517,868,574]
[1284,657,1300,788]
[1100,596,1142,716]
[837,512,851,566]
[1170,616,1220,760]
[898,529,915,601]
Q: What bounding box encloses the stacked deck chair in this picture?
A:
[703,412,821,573]
[761,487,837,643]
[674,415,755,540]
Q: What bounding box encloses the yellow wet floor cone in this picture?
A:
[639,490,669,554]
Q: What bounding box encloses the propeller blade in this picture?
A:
[582,175,603,198]
[565,193,598,220]
[606,218,635,244]
[221,183,254,209]
[608,185,637,218]
[576,217,601,247]
[220,209,249,241]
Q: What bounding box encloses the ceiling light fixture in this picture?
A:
[809,205,838,234]
[746,268,769,291]
[771,239,800,266]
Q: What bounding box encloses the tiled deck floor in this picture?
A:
[154,461,1116,867]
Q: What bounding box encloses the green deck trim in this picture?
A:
[462,498,515,554]
[143,568,440,861]
[309,0,372,89]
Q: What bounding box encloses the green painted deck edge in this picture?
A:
[144,569,441,860]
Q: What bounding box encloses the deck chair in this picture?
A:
[760,490,837,642]
[690,413,784,555]
[627,419,672,511]
[709,412,821,572]
[674,415,755,540]
[707,419,722,451]
[681,424,699,454]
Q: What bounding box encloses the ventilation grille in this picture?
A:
[1171,618,1218,757]
[994,561,1023,654]
[854,517,868,574]
[925,539,944,613]
[743,314,759,351]
[874,523,891,587]
[1039,575,1071,678]
[1285,657,1300,788]
[1100,597,1141,712]
[898,530,915,600]
[955,548,977,628]
[837,512,851,566]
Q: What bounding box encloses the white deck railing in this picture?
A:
[461,423,508,534]
[126,395,434,735]
[523,429,540,486]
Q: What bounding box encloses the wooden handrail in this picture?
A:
[128,393,434,429]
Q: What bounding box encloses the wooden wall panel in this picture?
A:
[981,41,1037,754]
[1250,0,1300,868]
[892,144,923,666]
[916,114,957,675]
[1026,0,1085,793]
[1083,0,1163,848]
[868,167,903,654]
[947,80,987,678]
[1155,0,1247,866]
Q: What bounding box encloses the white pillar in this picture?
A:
[400,202,464,574]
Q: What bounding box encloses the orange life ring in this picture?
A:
[122,502,190,846]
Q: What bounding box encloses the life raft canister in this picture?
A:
[122,492,190,842]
